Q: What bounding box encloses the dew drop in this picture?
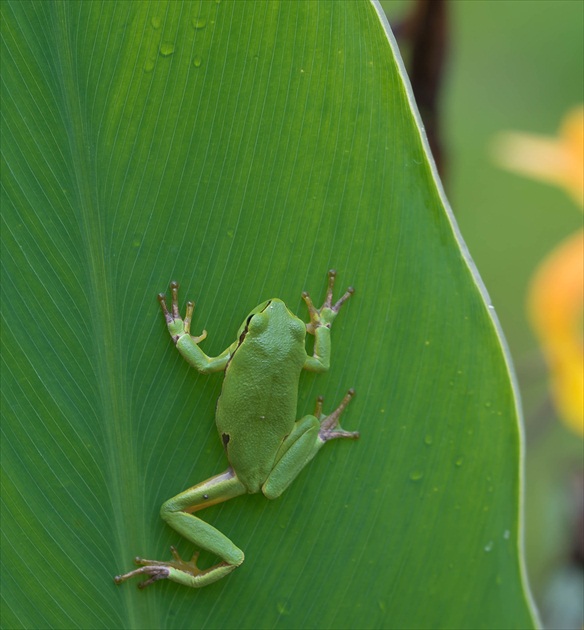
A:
[193,17,207,29]
[151,16,161,29]
[144,59,155,72]
[159,42,175,56]
[193,56,202,68]
[409,470,424,481]
[424,434,433,446]
[455,456,464,467]
[503,529,510,540]
[484,541,494,552]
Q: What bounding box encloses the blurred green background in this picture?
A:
[382,1,583,628]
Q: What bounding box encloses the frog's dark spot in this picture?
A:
[222,433,230,448]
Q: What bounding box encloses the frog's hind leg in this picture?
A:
[114,469,246,589]
[262,389,359,500]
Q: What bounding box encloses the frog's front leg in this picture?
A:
[262,390,359,500]
[158,282,236,373]
[302,270,354,373]
[115,470,246,589]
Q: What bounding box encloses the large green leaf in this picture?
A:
[1,1,537,628]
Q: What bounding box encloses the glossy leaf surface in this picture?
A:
[1,1,537,628]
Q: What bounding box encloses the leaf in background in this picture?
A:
[1,1,537,628]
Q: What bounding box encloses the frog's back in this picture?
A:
[215,301,307,493]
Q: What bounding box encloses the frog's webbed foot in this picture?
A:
[114,546,207,589]
[158,282,207,344]
[303,269,354,334]
[314,389,359,442]
[114,565,171,589]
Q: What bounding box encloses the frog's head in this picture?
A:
[235,299,305,344]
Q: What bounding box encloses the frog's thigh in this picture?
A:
[161,472,246,568]
[262,416,321,500]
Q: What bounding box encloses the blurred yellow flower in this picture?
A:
[494,106,584,434]
[494,106,583,206]
[529,231,583,434]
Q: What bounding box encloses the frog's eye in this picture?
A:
[291,316,306,342]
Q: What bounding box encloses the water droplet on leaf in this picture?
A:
[409,470,424,481]
[159,42,175,56]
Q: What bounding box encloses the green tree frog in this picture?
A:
[114,270,359,589]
